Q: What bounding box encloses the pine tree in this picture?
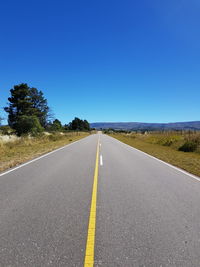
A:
[29,87,49,127]
[4,83,50,134]
[4,83,33,128]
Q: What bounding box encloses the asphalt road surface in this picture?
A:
[0,133,200,266]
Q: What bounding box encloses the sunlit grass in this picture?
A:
[0,132,90,173]
[109,132,200,177]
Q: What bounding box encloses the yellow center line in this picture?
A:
[84,137,100,266]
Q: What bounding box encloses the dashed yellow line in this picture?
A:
[84,138,100,266]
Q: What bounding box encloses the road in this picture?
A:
[0,133,200,266]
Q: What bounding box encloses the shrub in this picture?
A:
[146,134,181,147]
[0,125,14,135]
[15,115,44,136]
[48,134,63,142]
[178,141,198,152]
[48,119,63,132]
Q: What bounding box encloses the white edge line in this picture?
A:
[0,136,89,177]
[108,135,200,182]
[100,155,103,166]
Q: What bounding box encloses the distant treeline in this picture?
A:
[1,83,91,135]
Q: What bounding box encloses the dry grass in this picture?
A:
[109,132,200,177]
[0,132,90,173]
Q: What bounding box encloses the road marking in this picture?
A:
[84,139,100,266]
[100,155,103,166]
[111,136,200,182]
[0,137,89,177]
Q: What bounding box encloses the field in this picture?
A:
[0,132,89,173]
[109,131,200,177]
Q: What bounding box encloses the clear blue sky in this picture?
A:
[1,0,200,124]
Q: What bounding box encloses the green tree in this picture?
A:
[63,124,69,131]
[48,119,63,131]
[69,117,90,131]
[15,115,43,136]
[29,87,49,127]
[4,83,50,134]
[83,119,90,131]
[4,83,33,129]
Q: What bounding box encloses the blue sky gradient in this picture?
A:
[1,0,200,124]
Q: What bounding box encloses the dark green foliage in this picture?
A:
[15,115,44,136]
[103,128,114,134]
[179,141,198,152]
[29,87,49,127]
[0,125,14,135]
[162,140,174,146]
[4,84,32,128]
[83,120,90,131]
[48,119,63,131]
[103,128,131,134]
[48,134,60,141]
[63,124,69,131]
[4,83,49,135]
[68,117,90,131]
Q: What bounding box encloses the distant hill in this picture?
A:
[90,121,200,131]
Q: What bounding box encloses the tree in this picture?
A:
[68,117,90,131]
[48,119,62,131]
[83,120,90,131]
[69,117,81,130]
[4,83,50,134]
[4,83,33,129]
[15,115,43,136]
[29,87,49,127]
[63,124,69,131]
[53,119,62,130]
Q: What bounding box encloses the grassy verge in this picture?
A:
[109,133,200,177]
[0,132,90,173]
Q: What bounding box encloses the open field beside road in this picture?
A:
[109,132,200,177]
[0,132,89,173]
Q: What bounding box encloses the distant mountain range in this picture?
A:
[90,121,200,131]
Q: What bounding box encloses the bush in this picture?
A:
[178,141,198,152]
[146,134,181,147]
[48,133,65,142]
[48,134,60,141]
[47,119,63,132]
[15,115,44,136]
[0,125,14,135]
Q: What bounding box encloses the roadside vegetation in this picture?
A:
[0,83,93,172]
[106,130,200,177]
[0,132,89,173]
